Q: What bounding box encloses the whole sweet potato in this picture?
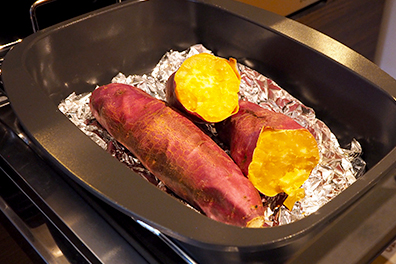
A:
[90,83,266,227]
[216,100,320,209]
[166,53,240,123]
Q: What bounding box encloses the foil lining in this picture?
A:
[58,44,366,226]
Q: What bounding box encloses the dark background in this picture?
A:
[1,0,117,45]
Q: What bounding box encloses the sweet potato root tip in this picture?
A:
[166,53,240,123]
[247,216,268,228]
[90,83,266,227]
[217,100,320,209]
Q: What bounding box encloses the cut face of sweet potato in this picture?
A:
[167,53,240,123]
[248,128,320,209]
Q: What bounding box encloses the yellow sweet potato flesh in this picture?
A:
[173,53,240,123]
[248,128,320,209]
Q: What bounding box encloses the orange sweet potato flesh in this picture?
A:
[90,83,266,227]
[216,100,320,209]
[166,53,240,123]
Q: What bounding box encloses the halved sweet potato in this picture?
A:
[166,53,240,123]
[216,100,320,209]
[90,83,266,227]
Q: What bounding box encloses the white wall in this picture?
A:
[375,0,396,79]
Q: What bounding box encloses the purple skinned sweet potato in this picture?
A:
[216,100,320,210]
[89,83,266,227]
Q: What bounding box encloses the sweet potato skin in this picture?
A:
[165,72,202,121]
[90,83,265,227]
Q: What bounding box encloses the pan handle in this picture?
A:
[0,39,23,93]
[29,0,57,32]
[29,0,123,32]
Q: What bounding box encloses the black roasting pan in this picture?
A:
[2,0,396,263]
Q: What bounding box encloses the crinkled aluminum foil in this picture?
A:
[58,44,366,226]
